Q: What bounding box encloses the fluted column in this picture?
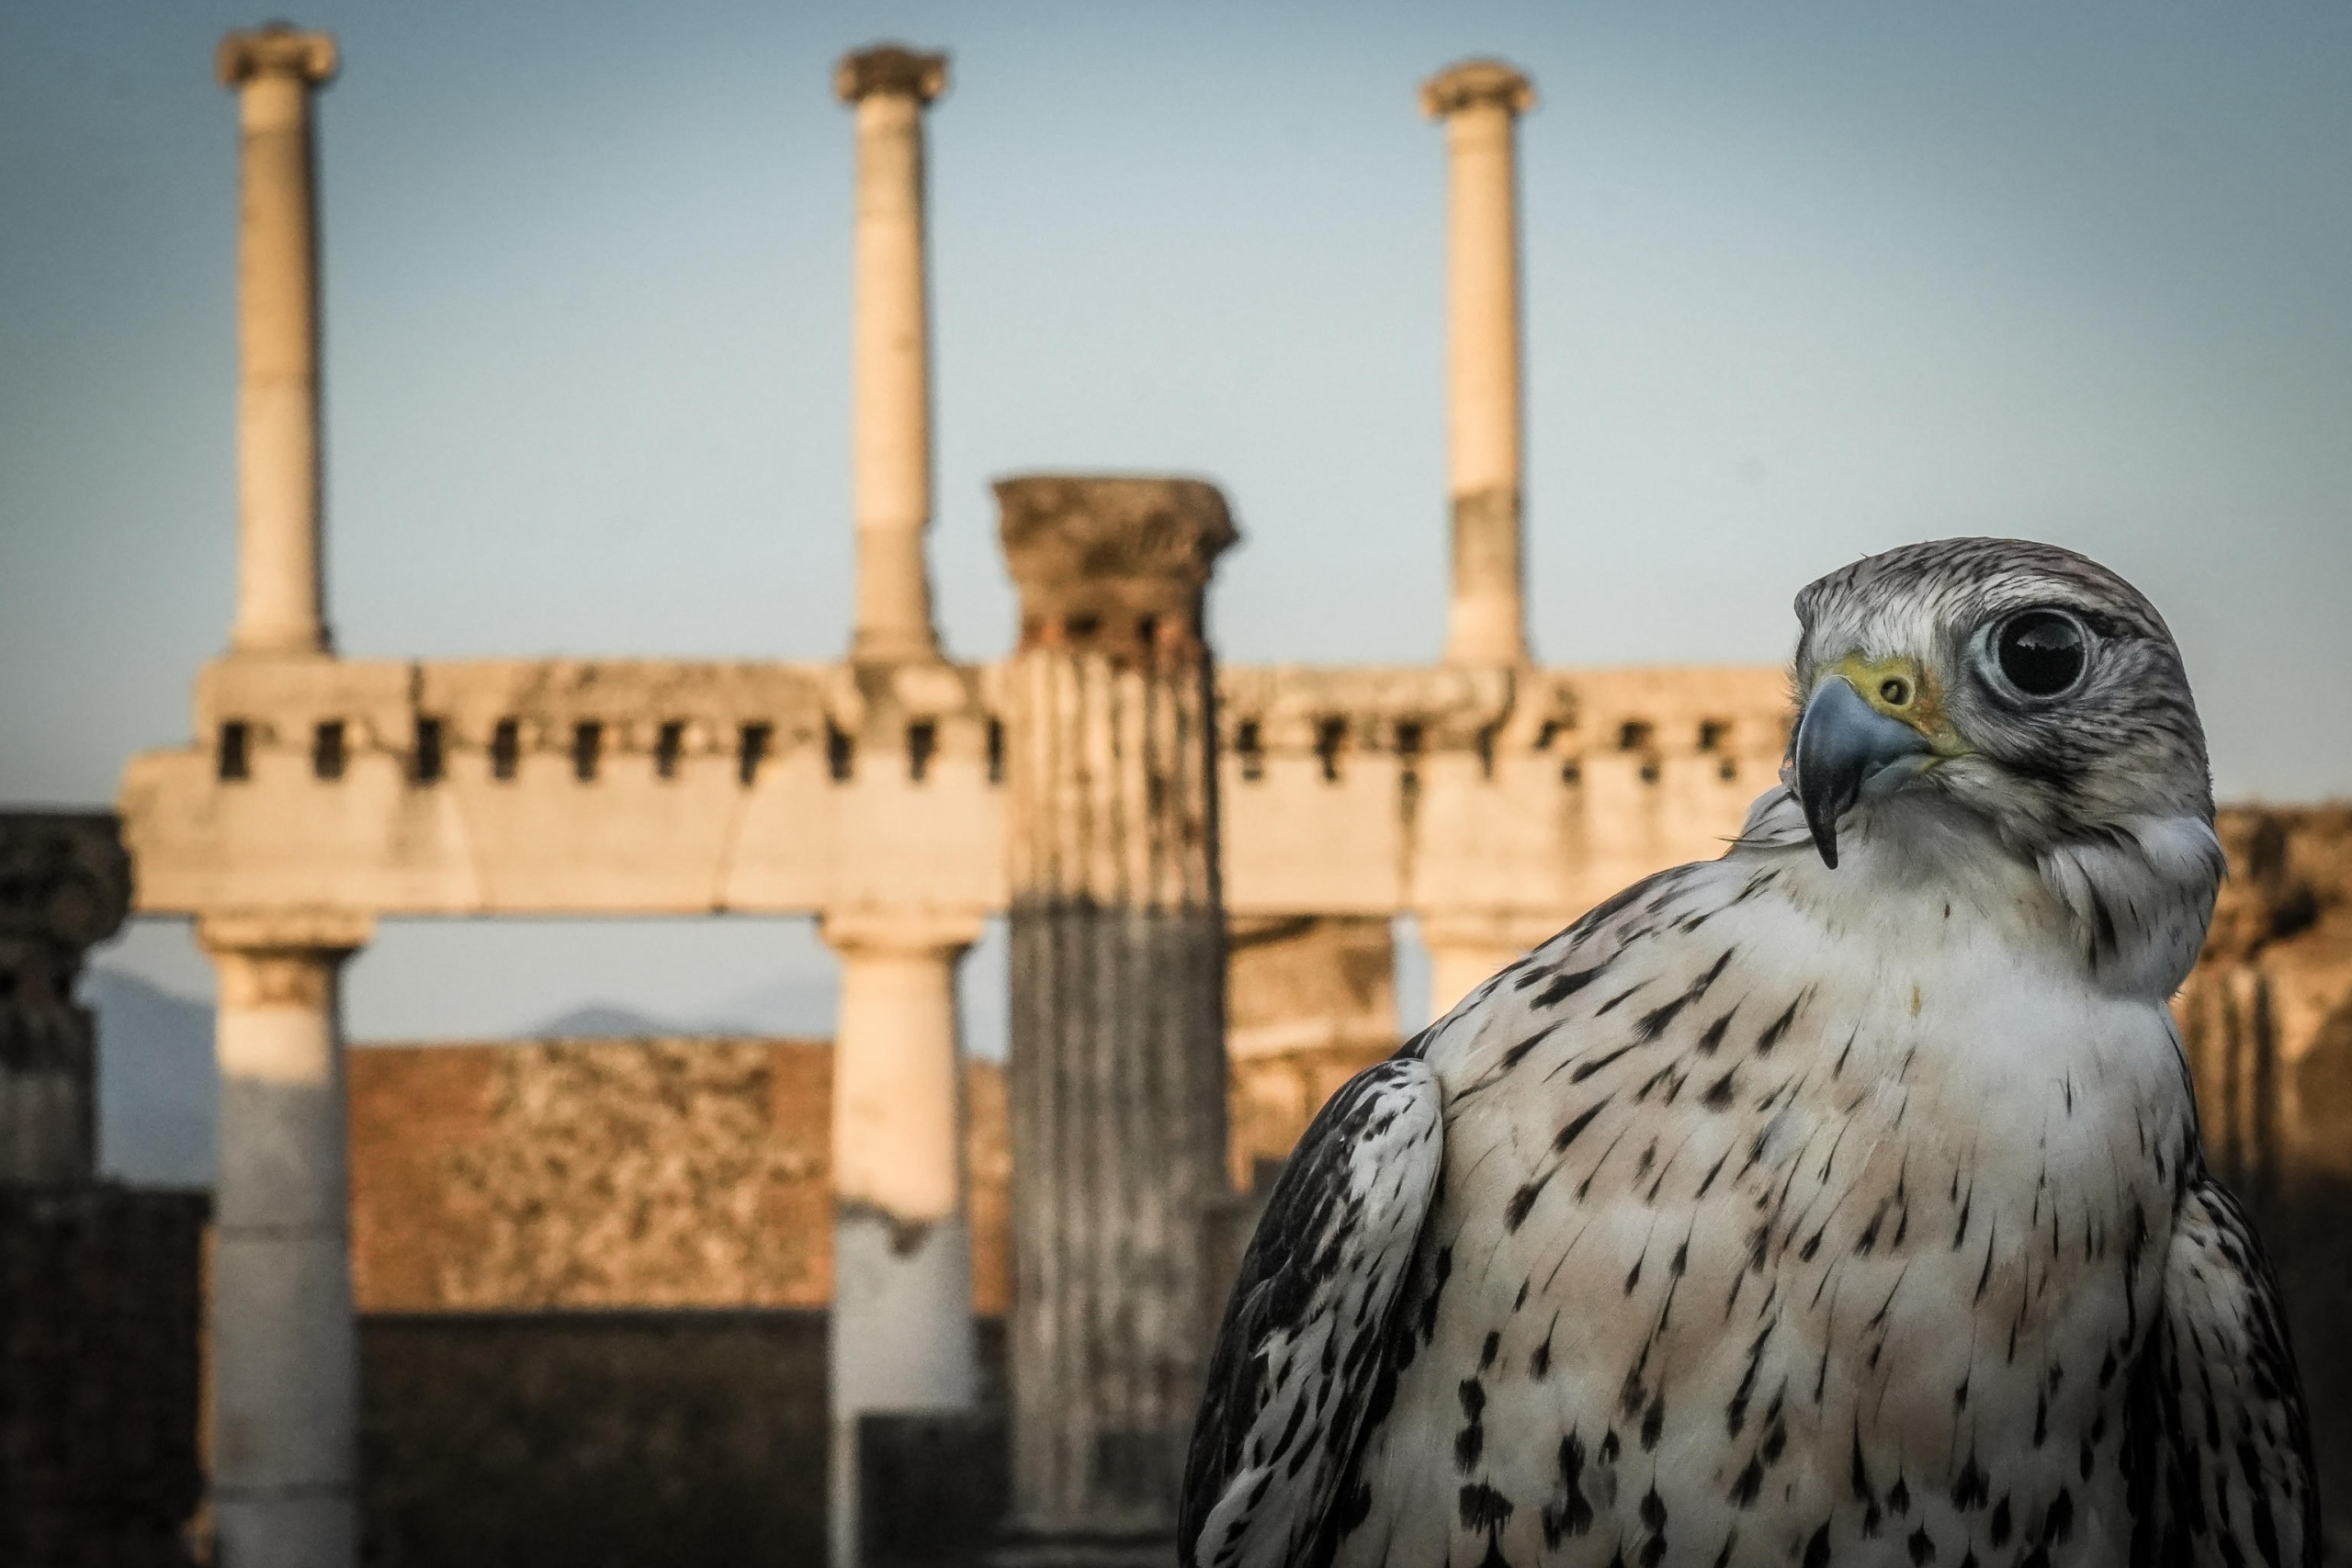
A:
[838,45,948,665]
[1423,59,1535,668]
[821,909,981,1568]
[218,25,337,657]
[198,908,370,1568]
[995,476,1237,1567]
[0,815,130,1188]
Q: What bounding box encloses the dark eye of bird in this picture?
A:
[1996,610,2087,696]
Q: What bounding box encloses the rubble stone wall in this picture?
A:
[347,1032,1383,1318]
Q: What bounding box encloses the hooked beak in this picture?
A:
[1794,675,1935,869]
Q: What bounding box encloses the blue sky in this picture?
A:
[6,1,2346,1040]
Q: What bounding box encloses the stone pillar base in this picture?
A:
[831,1209,978,1568]
[988,1527,1175,1568]
[214,1494,357,1568]
[858,1407,1008,1568]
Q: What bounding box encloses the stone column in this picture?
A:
[837,45,949,665]
[994,476,1238,1567]
[1423,60,1535,668]
[821,909,981,1568]
[0,814,130,1188]
[1422,916,1529,1025]
[198,908,370,1568]
[218,26,338,657]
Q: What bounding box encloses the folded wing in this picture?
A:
[2129,1177,2319,1568]
[1180,1055,1443,1568]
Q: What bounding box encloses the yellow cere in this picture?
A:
[1826,653,1971,756]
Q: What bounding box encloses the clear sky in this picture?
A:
[6,1,2347,1041]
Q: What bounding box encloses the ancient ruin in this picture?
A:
[96,24,2352,1568]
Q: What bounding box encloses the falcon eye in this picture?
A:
[1995,609,2087,697]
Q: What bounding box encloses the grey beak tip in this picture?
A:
[1793,674,1932,874]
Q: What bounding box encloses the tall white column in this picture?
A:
[1425,933,1524,1025]
[1422,913,1553,1025]
[1423,60,1535,668]
[836,45,948,666]
[821,910,980,1568]
[199,909,370,1568]
[218,25,337,657]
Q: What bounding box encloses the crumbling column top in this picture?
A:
[835,43,949,105]
[820,908,987,955]
[198,907,373,955]
[1419,58,1535,118]
[0,812,130,953]
[217,24,338,88]
[996,474,1238,657]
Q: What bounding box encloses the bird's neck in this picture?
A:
[1745,787,2220,1001]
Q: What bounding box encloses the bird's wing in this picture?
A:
[1180,1055,1443,1568]
[2128,1176,2319,1568]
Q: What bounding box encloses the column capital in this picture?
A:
[217,24,338,89]
[198,907,373,957]
[0,812,130,955]
[821,908,985,956]
[835,44,948,106]
[1419,58,1535,118]
[995,475,1238,659]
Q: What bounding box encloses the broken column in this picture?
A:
[821,909,982,1568]
[837,45,948,665]
[996,476,1238,1565]
[0,813,130,1187]
[1423,59,1535,669]
[0,817,205,1561]
[198,908,370,1568]
[219,24,338,658]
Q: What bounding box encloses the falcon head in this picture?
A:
[1781,537,2222,992]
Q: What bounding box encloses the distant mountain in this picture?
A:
[527,1002,687,1037]
[83,965,217,1188]
[699,975,839,1039]
[528,975,842,1042]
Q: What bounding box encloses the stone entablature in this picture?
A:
[120,654,1789,928]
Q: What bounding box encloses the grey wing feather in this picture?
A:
[2129,1177,2320,1568]
[1180,1055,1442,1568]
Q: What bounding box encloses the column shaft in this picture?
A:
[220,28,337,656]
[1422,910,1558,1024]
[824,919,978,1568]
[201,916,366,1568]
[1427,937,1522,1024]
[839,47,948,665]
[1424,62,1534,667]
[996,476,1237,1565]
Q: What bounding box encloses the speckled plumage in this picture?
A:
[1182,540,2316,1568]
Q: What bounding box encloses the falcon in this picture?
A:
[1182,539,2317,1568]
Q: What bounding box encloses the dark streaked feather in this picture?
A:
[2126,1177,2319,1568]
[1181,1057,1442,1568]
